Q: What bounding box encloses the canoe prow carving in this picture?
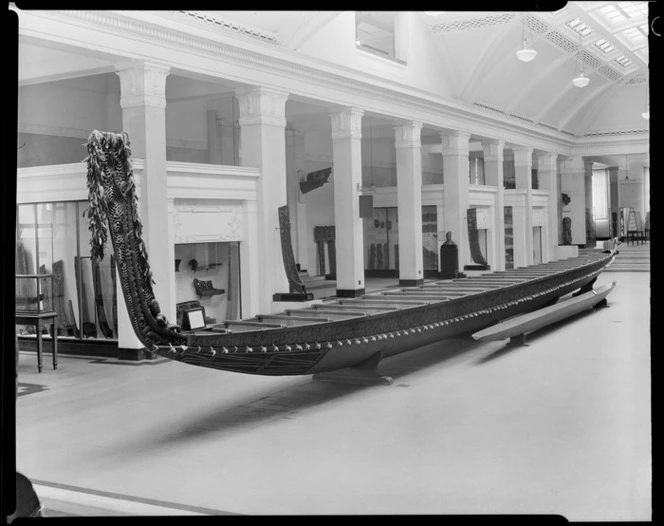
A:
[84,130,186,349]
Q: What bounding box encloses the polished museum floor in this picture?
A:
[14,246,651,520]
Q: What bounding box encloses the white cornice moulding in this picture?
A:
[25,9,577,153]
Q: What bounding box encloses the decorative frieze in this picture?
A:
[116,61,170,109]
[235,87,288,128]
[172,200,243,243]
[394,121,423,149]
[330,108,364,140]
[440,131,470,156]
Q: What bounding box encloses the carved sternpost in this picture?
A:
[235,87,289,312]
[441,130,471,271]
[483,139,505,271]
[114,61,173,351]
[537,152,559,259]
[394,121,424,286]
[330,107,365,297]
[511,146,534,267]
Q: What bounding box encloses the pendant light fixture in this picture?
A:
[516,13,537,62]
[572,34,590,88]
[641,77,649,120]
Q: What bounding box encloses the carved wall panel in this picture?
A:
[173,200,243,244]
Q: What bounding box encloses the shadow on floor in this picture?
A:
[147,336,484,447]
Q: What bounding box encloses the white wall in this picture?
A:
[575,84,650,133]
[298,12,455,99]
[18,82,111,167]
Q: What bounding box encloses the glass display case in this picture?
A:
[16,273,55,315]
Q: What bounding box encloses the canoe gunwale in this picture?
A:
[180,251,613,350]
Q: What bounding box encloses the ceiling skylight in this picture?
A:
[623,25,648,43]
[595,38,616,53]
[614,55,633,67]
[599,1,648,23]
[567,17,594,36]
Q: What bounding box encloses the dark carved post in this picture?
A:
[327,240,337,279]
[439,231,461,279]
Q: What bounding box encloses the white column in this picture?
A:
[537,152,559,261]
[285,129,308,271]
[394,121,424,286]
[330,107,365,297]
[482,139,505,271]
[441,131,471,268]
[560,156,586,246]
[608,166,620,238]
[115,61,171,351]
[285,130,300,263]
[293,132,309,270]
[241,199,261,318]
[512,146,534,267]
[206,109,223,164]
[618,154,649,224]
[584,160,595,247]
[236,87,290,312]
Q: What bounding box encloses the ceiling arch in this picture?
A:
[457,15,519,101]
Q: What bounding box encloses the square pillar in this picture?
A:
[206,109,224,164]
[286,130,309,271]
[394,121,424,286]
[608,166,620,238]
[512,146,534,267]
[330,108,365,297]
[115,61,172,353]
[584,160,595,247]
[236,87,290,312]
[482,139,505,271]
[536,152,559,261]
[441,131,471,268]
[560,156,587,247]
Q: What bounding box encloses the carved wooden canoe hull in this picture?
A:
[152,250,615,376]
[84,129,617,378]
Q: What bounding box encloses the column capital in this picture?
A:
[440,130,470,156]
[235,87,289,128]
[560,155,584,174]
[116,61,171,109]
[330,107,364,140]
[512,146,534,167]
[536,152,558,171]
[482,139,505,162]
[394,121,422,149]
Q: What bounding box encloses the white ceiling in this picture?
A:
[16,4,650,139]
